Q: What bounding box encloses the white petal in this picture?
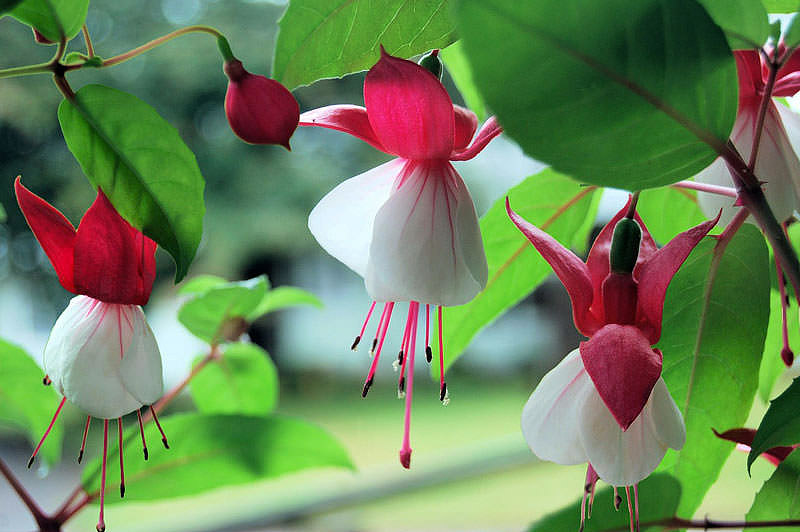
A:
[520,349,592,465]
[365,161,487,305]
[774,102,800,209]
[696,103,798,224]
[578,377,679,486]
[119,305,163,406]
[647,378,686,451]
[45,296,142,418]
[308,158,405,277]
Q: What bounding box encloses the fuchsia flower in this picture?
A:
[507,198,718,530]
[299,47,502,468]
[713,427,797,466]
[16,178,168,532]
[696,47,800,223]
[224,59,299,149]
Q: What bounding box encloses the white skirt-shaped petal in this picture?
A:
[44,295,163,419]
[521,349,685,486]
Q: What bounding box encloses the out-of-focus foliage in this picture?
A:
[696,0,770,49]
[9,0,89,41]
[636,187,706,244]
[746,451,800,528]
[749,378,800,470]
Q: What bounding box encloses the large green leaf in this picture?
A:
[441,41,487,120]
[0,0,23,16]
[273,0,457,89]
[656,224,770,516]
[9,0,88,41]
[762,0,799,13]
[81,413,354,502]
[457,0,737,190]
[749,377,800,470]
[758,289,795,402]
[697,0,770,49]
[0,338,63,466]
[247,286,322,320]
[190,343,279,416]
[433,169,598,374]
[636,187,705,244]
[745,452,800,530]
[178,276,269,344]
[528,474,681,532]
[58,84,205,282]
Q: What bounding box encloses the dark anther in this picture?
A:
[351,335,361,351]
[397,350,404,364]
[78,450,84,464]
[399,376,406,392]
[362,377,374,398]
[425,346,432,363]
[440,382,448,402]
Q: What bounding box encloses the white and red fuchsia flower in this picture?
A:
[695,47,800,224]
[507,197,718,531]
[16,178,167,532]
[299,48,502,468]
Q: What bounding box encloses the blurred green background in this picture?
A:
[0,1,785,531]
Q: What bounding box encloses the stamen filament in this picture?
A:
[97,420,108,532]
[150,406,169,449]
[633,484,640,532]
[399,302,419,468]
[363,302,395,396]
[777,248,794,366]
[625,486,634,532]
[397,304,416,395]
[78,416,91,463]
[352,301,377,350]
[370,301,391,356]
[613,487,622,510]
[28,397,67,468]
[437,306,448,403]
[425,304,432,363]
[118,418,125,498]
[137,409,149,460]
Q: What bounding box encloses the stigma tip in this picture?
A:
[399,448,412,469]
[96,524,106,532]
[425,346,432,363]
[351,335,361,351]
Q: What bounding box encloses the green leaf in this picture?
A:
[636,187,705,244]
[749,377,800,470]
[190,343,279,416]
[762,0,800,13]
[58,84,205,282]
[9,0,88,41]
[273,0,457,89]
[656,224,770,516]
[81,413,354,502]
[758,289,795,402]
[178,276,269,343]
[0,0,23,16]
[746,451,800,529]
[441,41,487,120]
[433,169,598,374]
[457,0,737,190]
[247,286,323,321]
[784,13,800,48]
[528,474,681,532]
[178,275,231,295]
[697,0,770,49]
[0,338,63,466]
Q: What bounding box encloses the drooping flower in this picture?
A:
[299,47,502,468]
[695,47,800,224]
[713,427,797,466]
[507,197,718,530]
[16,178,167,532]
[223,59,299,148]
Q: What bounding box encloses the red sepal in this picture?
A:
[713,427,797,466]
[580,324,662,430]
[299,105,385,152]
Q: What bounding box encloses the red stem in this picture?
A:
[0,456,51,528]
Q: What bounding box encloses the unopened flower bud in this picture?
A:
[609,217,642,274]
[224,59,299,149]
[418,49,443,80]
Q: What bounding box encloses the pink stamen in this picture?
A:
[118,418,125,498]
[150,406,169,449]
[625,486,634,532]
[437,306,447,402]
[28,397,67,468]
[777,232,794,366]
[425,304,432,363]
[97,419,108,532]
[78,416,91,463]
[671,180,738,198]
[397,304,416,394]
[370,301,392,355]
[633,484,640,532]
[580,464,599,529]
[352,301,377,351]
[362,302,395,397]
[137,409,149,460]
[613,486,622,510]
[399,302,420,468]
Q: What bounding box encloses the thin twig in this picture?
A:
[749,48,780,171]
[0,456,50,527]
[81,24,94,57]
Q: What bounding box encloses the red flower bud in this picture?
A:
[224,60,299,149]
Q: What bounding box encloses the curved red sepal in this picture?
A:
[453,105,478,151]
[364,46,454,159]
[585,197,656,323]
[734,50,763,102]
[713,427,796,466]
[14,178,77,292]
[580,324,662,431]
[635,213,719,344]
[299,105,385,152]
[507,198,599,336]
[73,191,156,305]
[450,116,503,161]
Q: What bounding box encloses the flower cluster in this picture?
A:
[16,178,167,532]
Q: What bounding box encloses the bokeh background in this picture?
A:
[0,1,782,530]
